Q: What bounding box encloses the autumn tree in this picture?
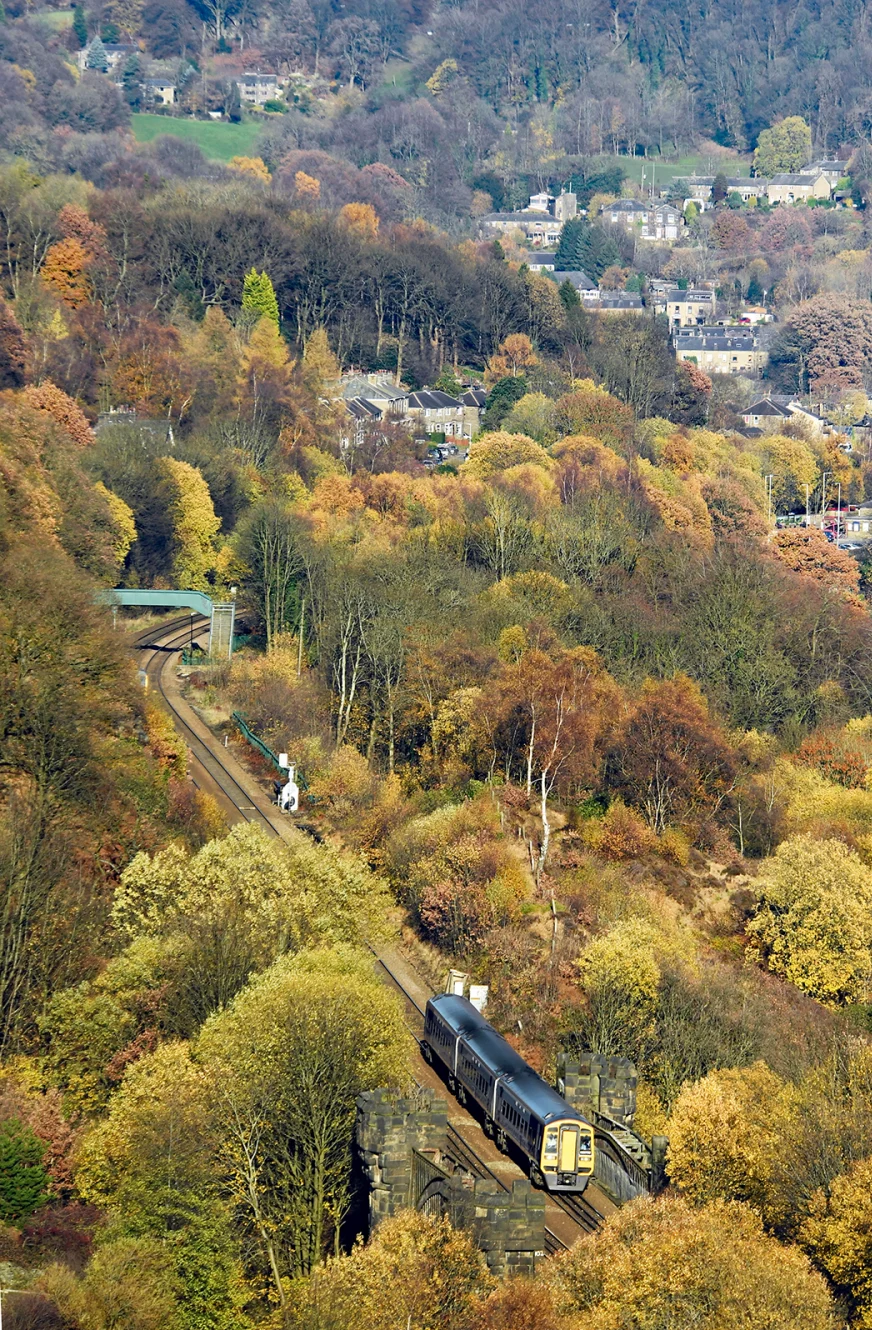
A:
[773,527,861,600]
[155,457,221,590]
[496,645,618,878]
[545,1194,837,1330]
[291,1210,493,1330]
[241,268,279,328]
[666,1063,796,1227]
[234,498,304,649]
[609,674,736,834]
[485,333,538,384]
[555,380,633,449]
[801,1155,872,1326]
[747,835,872,1006]
[338,202,379,238]
[21,381,93,449]
[228,156,271,183]
[197,947,409,1295]
[786,294,872,394]
[465,430,549,480]
[577,917,661,1056]
[753,116,813,176]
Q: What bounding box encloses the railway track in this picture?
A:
[371,950,604,1245]
[127,616,601,1252]
[131,616,284,836]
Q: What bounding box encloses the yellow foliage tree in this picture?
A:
[303,326,341,387]
[94,482,136,568]
[228,155,271,182]
[294,170,321,202]
[40,236,91,308]
[546,1194,838,1330]
[485,333,538,384]
[242,315,289,373]
[576,917,661,1053]
[667,1063,796,1225]
[465,430,551,479]
[801,1155,872,1326]
[338,201,379,238]
[289,1210,493,1330]
[197,947,410,1286]
[155,457,220,590]
[113,822,394,952]
[747,835,872,1005]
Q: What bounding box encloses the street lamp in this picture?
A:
[766,473,774,525]
[805,483,811,526]
[821,471,830,518]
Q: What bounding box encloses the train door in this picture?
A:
[558,1124,579,1174]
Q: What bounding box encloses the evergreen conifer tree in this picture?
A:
[72,3,87,47]
[0,1120,50,1225]
[242,269,280,328]
[121,53,142,110]
[85,35,109,72]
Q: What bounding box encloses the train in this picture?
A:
[422,993,595,1193]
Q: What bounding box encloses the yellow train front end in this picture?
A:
[540,1118,595,1191]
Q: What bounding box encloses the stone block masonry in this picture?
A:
[355,1089,546,1272]
[557,1052,638,1126]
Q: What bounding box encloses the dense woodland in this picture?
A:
[7,0,872,1325]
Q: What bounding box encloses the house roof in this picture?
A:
[597,293,644,307]
[675,324,757,341]
[552,269,597,289]
[803,160,849,172]
[524,251,557,264]
[462,388,487,407]
[678,335,761,351]
[407,390,462,409]
[346,397,383,420]
[607,200,650,212]
[340,374,406,402]
[770,172,823,185]
[743,399,793,417]
[666,289,715,301]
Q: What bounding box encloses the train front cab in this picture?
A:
[540,1118,594,1192]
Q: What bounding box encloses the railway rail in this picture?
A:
[128,616,600,1251]
[132,616,283,836]
[371,952,603,1242]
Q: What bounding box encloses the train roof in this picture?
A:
[427,994,588,1125]
[502,1070,583,1124]
[428,993,491,1034]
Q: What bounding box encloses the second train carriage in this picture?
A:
[422,993,594,1193]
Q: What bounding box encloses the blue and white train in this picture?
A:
[422,993,595,1193]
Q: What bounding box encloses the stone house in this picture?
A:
[674,327,766,375]
[657,288,717,328]
[405,390,467,439]
[800,160,850,187]
[767,171,831,204]
[234,71,279,104]
[142,77,176,105]
[602,201,682,240]
[480,213,563,247]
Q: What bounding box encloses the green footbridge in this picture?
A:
[100,588,237,659]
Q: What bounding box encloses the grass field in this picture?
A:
[593,152,751,186]
[42,8,73,28]
[131,114,263,161]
